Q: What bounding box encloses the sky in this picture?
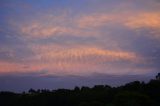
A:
[0,0,160,92]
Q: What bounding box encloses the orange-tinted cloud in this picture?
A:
[30,44,139,62]
[77,14,114,28]
[21,24,99,38]
[0,61,26,74]
[2,0,160,76]
[76,12,160,40]
[21,24,70,38]
[18,13,100,39]
[29,45,144,75]
[125,13,160,28]
[14,10,160,41]
[0,44,144,75]
[125,12,160,40]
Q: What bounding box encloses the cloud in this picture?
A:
[18,13,100,39]
[77,12,160,28]
[1,0,160,77]
[77,14,114,28]
[0,44,145,75]
[21,24,98,38]
[31,46,139,63]
[11,9,160,42]
[125,13,160,29]
[0,47,16,60]
[124,12,160,40]
[21,24,70,38]
[76,12,160,40]
[0,61,25,74]
[30,45,138,62]
[22,44,147,75]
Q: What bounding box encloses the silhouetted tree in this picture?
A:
[81,86,90,91]
[156,73,160,80]
[0,73,160,106]
[74,86,80,92]
[114,91,152,106]
[28,88,36,94]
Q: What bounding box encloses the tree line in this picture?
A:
[0,73,160,106]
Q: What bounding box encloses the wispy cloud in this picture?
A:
[0,44,146,75]
[0,0,160,77]
[125,13,160,29]
[31,45,140,63]
[125,12,160,40]
[77,14,114,28]
[21,24,99,38]
[18,13,100,39]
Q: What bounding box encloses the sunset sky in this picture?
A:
[0,0,160,92]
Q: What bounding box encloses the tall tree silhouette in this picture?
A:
[156,73,160,80]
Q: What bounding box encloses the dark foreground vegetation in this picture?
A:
[0,73,160,106]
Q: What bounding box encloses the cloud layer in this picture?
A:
[0,0,160,77]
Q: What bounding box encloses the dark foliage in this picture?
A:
[0,74,160,106]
